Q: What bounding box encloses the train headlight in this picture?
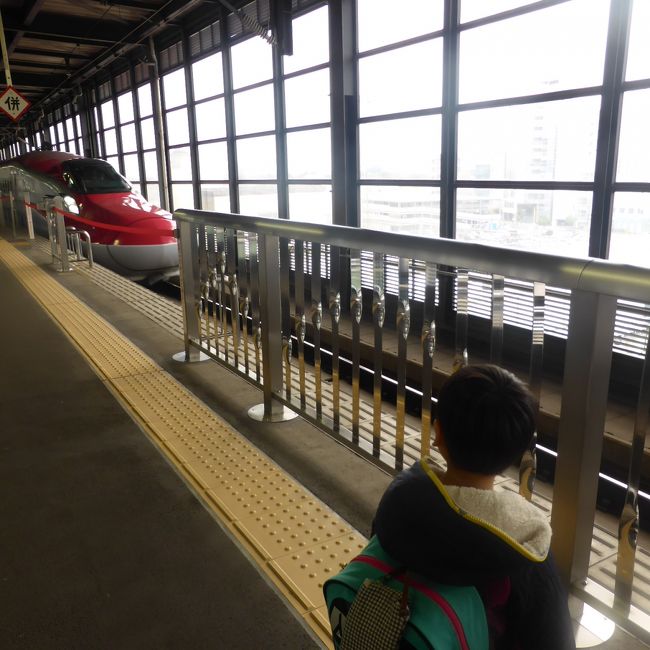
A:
[63,195,80,215]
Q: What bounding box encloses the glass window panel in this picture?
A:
[284,69,330,128]
[231,37,273,89]
[57,122,65,142]
[75,114,81,133]
[461,0,543,23]
[198,142,229,180]
[458,97,600,182]
[237,136,276,180]
[287,128,331,179]
[76,138,82,155]
[455,188,591,256]
[65,118,74,139]
[361,186,440,236]
[618,89,650,182]
[195,98,227,141]
[166,108,189,145]
[288,184,332,223]
[169,146,193,181]
[120,123,137,153]
[360,115,441,180]
[357,0,443,52]
[610,193,650,266]
[146,183,161,207]
[201,184,231,212]
[138,83,153,117]
[106,155,119,170]
[234,85,275,135]
[171,183,195,210]
[192,52,224,100]
[144,150,159,181]
[283,6,329,74]
[101,100,115,128]
[122,153,140,182]
[49,125,56,146]
[626,0,650,81]
[163,68,187,110]
[118,91,134,123]
[359,40,442,117]
[140,116,155,150]
[239,184,278,218]
[459,0,609,104]
[104,128,118,156]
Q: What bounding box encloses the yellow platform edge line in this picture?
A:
[0,239,368,649]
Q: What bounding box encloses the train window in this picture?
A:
[359,39,442,118]
[357,0,442,53]
[62,161,131,194]
[192,52,224,101]
[283,6,329,75]
[138,84,153,118]
[284,69,330,128]
[626,0,650,82]
[459,0,609,104]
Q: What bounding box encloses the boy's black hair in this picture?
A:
[436,364,536,475]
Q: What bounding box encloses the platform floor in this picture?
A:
[0,235,648,649]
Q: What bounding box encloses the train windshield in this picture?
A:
[62,160,131,194]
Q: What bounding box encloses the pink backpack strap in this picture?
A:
[352,555,470,650]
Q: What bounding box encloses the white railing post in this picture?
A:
[249,231,296,422]
[551,289,617,587]
[174,219,205,363]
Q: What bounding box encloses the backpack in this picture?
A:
[323,536,489,650]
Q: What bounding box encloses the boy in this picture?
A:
[373,364,575,649]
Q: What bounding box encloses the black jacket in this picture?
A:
[372,459,576,650]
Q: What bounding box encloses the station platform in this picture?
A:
[1,234,648,649]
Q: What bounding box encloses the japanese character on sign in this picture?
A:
[0,86,31,122]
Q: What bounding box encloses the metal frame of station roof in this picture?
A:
[0,0,308,136]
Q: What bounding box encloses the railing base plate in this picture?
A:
[172,351,211,363]
[248,403,298,422]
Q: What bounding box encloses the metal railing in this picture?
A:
[174,207,650,639]
[45,195,93,272]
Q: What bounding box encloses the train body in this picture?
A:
[0,151,178,282]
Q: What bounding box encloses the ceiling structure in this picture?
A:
[0,0,262,136]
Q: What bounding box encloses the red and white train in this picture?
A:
[0,151,178,282]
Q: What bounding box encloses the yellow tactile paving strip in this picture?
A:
[0,238,366,648]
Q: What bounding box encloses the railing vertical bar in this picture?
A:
[490,274,505,365]
[421,262,437,458]
[311,242,323,419]
[615,324,650,610]
[295,239,307,409]
[350,247,363,445]
[329,246,342,433]
[280,237,293,402]
[217,228,229,363]
[520,281,545,501]
[226,228,240,370]
[372,252,385,458]
[238,232,250,377]
[249,232,262,382]
[454,269,469,371]
[206,227,220,360]
[395,257,411,471]
[198,225,209,350]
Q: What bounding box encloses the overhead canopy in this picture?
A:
[0,0,276,136]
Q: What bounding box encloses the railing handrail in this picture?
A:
[174,208,650,303]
